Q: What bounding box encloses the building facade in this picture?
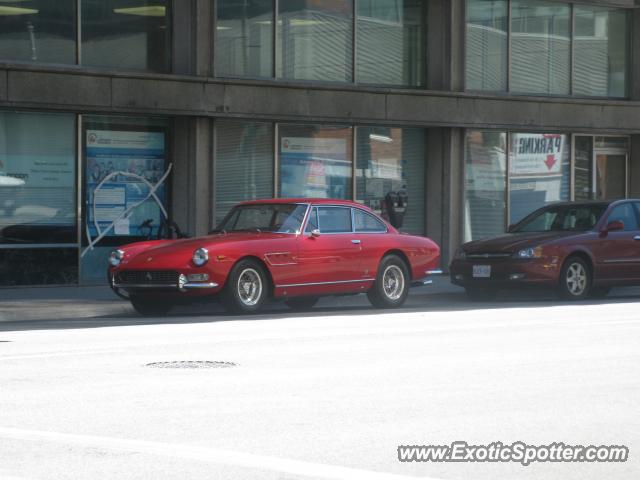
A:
[0,0,639,286]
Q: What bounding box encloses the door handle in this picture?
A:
[351,239,361,244]
[634,236,640,241]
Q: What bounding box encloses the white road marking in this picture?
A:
[0,426,436,480]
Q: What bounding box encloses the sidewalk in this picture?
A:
[0,276,464,323]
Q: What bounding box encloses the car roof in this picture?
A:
[543,199,636,208]
[239,198,363,207]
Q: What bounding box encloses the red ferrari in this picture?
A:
[108,199,441,315]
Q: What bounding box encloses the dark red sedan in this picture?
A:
[108,199,441,315]
[450,200,640,300]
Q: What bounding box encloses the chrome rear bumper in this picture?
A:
[412,269,443,287]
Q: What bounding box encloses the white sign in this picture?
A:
[510,134,566,177]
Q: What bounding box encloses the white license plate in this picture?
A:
[473,265,491,278]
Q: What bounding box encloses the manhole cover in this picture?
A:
[146,361,237,369]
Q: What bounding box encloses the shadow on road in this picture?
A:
[1,286,639,332]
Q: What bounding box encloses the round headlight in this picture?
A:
[108,249,124,267]
[192,247,209,266]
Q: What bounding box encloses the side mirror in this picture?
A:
[310,229,321,238]
[605,220,624,232]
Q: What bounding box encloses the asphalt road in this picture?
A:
[0,292,639,480]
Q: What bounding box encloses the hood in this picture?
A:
[463,231,578,254]
[121,232,290,269]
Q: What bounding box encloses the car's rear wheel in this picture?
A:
[367,255,409,309]
[222,259,269,314]
[464,286,499,302]
[130,295,173,316]
[559,256,591,300]
[284,296,319,311]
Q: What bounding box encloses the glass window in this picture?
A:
[305,206,318,233]
[278,124,352,199]
[574,136,593,201]
[82,115,169,284]
[354,208,386,232]
[0,112,77,286]
[317,206,352,233]
[510,0,570,95]
[0,0,76,64]
[464,131,506,241]
[514,204,606,232]
[356,127,424,234]
[508,133,570,224]
[606,203,638,231]
[356,0,424,86]
[596,153,626,200]
[465,0,508,91]
[81,0,170,71]
[277,0,352,82]
[574,6,628,98]
[216,0,273,78]
[215,121,274,225]
[218,203,307,233]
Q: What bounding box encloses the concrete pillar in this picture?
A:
[171,117,213,237]
[172,0,212,76]
[629,135,640,197]
[425,128,465,270]
[426,0,465,91]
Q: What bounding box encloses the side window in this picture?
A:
[317,207,352,233]
[607,204,639,231]
[305,207,318,233]
[354,209,386,232]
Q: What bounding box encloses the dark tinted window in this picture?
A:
[354,209,386,232]
[607,203,639,231]
[514,204,607,232]
[318,207,352,233]
[305,207,318,233]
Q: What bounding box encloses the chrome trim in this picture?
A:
[351,239,361,244]
[184,282,220,289]
[113,282,219,290]
[427,269,443,275]
[276,278,375,288]
[467,253,511,259]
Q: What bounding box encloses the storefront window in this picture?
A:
[0,0,76,64]
[0,112,77,286]
[464,131,506,241]
[574,136,593,201]
[81,116,170,284]
[356,127,425,234]
[215,121,274,224]
[216,0,273,78]
[277,0,352,82]
[81,0,170,71]
[574,6,628,98]
[508,133,570,224]
[465,0,508,92]
[356,0,424,86]
[511,0,570,95]
[278,125,352,199]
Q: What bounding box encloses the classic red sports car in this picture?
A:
[451,199,640,300]
[108,199,441,315]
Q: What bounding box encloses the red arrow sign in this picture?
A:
[544,154,557,170]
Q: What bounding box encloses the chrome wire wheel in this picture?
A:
[565,262,587,296]
[382,264,405,301]
[237,268,263,306]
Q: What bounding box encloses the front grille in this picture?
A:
[118,270,178,285]
[467,253,512,260]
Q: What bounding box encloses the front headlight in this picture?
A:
[108,249,124,267]
[516,246,543,259]
[192,247,209,266]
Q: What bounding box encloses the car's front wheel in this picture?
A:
[367,255,409,309]
[222,259,269,314]
[130,295,173,316]
[558,256,591,300]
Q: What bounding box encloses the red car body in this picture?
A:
[450,199,640,299]
[109,199,440,314]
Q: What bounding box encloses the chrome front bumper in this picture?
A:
[111,273,219,292]
[412,269,443,287]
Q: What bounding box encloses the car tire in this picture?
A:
[130,296,172,316]
[589,286,611,299]
[367,254,409,309]
[222,259,269,314]
[284,296,319,311]
[464,286,499,302]
[558,256,591,300]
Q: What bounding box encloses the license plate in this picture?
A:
[473,265,491,278]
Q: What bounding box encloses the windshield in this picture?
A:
[216,204,308,234]
[513,204,607,233]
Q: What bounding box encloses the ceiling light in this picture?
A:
[369,134,393,143]
[0,6,38,15]
[113,6,166,17]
